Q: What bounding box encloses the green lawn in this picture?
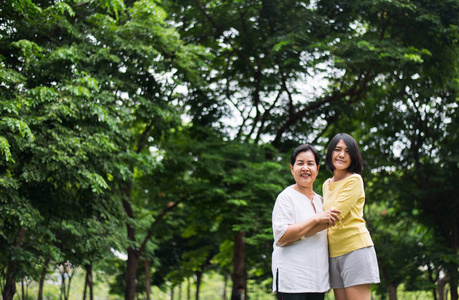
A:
[13,270,437,300]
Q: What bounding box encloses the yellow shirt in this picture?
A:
[322,174,373,257]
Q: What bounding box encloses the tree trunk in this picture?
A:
[38,258,49,300]
[122,183,181,300]
[428,264,439,300]
[83,275,87,300]
[61,268,67,300]
[231,231,246,300]
[125,247,139,300]
[21,278,29,300]
[171,285,175,300]
[187,277,191,300]
[433,287,439,300]
[21,279,25,300]
[145,260,151,300]
[2,263,17,300]
[223,272,228,300]
[123,182,139,300]
[2,227,26,300]
[436,276,447,300]
[387,282,397,300]
[450,276,458,300]
[60,264,75,300]
[83,264,93,300]
[195,270,202,300]
[447,231,458,300]
[122,121,165,300]
[89,266,94,300]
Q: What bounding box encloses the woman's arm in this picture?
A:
[330,175,364,219]
[277,209,341,246]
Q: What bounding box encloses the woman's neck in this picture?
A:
[332,169,353,182]
[293,184,314,199]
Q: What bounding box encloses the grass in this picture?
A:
[12,269,441,300]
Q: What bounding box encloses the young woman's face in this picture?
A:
[332,139,351,171]
[290,150,319,188]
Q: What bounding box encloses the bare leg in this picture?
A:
[333,288,347,300]
[345,284,370,300]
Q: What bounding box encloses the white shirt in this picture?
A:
[271,186,330,293]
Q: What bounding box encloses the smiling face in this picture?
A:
[290,150,319,189]
[331,139,351,171]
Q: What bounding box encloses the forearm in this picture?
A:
[276,209,341,246]
[277,217,318,246]
[279,223,329,247]
[304,223,329,237]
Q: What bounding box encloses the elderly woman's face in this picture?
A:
[290,150,319,189]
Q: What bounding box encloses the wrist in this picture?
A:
[313,214,321,224]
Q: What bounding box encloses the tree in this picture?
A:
[65,1,209,299]
[1,1,132,298]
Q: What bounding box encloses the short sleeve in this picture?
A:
[272,193,294,246]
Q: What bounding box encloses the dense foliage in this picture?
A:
[1,0,458,299]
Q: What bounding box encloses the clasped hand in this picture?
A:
[317,209,341,227]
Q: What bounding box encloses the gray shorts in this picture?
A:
[329,246,380,289]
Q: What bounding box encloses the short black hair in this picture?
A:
[290,144,320,166]
[325,133,363,174]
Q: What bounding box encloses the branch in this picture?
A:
[271,93,338,147]
[311,113,340,145]
[138,197,186,255]
[136,122,154,154]
[236,106,253,140]
[254,81,286,143]
[271,71,375,147]
[245,72,262,141]
[281,72,295,117]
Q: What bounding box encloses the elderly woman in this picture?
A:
[272,144,341,300]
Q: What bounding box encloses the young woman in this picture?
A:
[272,144,341,300]
[322,133,380,300]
